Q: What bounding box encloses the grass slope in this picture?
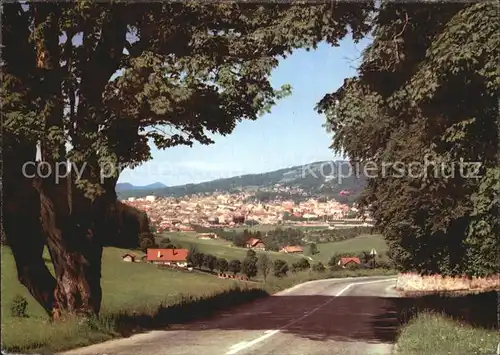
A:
[312,234,388,262]
[1,242,394,353]
[1,246,247,352]
[159,231,306,264]
[396,313,499,355]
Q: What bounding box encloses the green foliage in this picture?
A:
[318,2,500,276]
[242,256,258,279]
[308,243,319,255]
[10,295,28,318]
[228,259,242,275]
[202,254,217,272]
[139,233,158,253]
[312,262,326,272]
[246,249,257,258]
[291,258,310,272]
[216,258,229,273]
[273,259,289,277]
[257,254,272,281]
[4,2,375,194]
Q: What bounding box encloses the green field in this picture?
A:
[312,234,388,262]
[159,231,388,265]
[1,246,248,352]
[158,231,306,264]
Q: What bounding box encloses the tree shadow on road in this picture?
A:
[111,288,497,344]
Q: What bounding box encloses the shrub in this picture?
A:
[312,262,326,272]
[273,259,289,277]
[10,295,28,318]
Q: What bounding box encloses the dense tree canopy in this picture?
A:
[2,1,374,318]
[318,2,499,276]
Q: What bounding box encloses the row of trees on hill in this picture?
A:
[186,247,315,280]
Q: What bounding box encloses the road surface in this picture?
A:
[61,276,400,355]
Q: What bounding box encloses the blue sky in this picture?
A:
[119,36,371,186]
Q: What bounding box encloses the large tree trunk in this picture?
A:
[34,171,109,318]
[3,144,57,316]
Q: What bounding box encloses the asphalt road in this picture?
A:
[61,276,400,355]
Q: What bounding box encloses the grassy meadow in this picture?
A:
[1,243,394,353]
[158,231,306,264]
[1,246,248,353]
[396,312,499,355]
[313,234,388,262]
[395,291,499,355]
[160,230,389,265]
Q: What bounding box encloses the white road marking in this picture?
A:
[230,342,247,349]
[225,278,396,355]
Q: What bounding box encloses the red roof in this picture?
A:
[147,248,189,262]
[280,246,304,253]
[340,257,361,265]
[246,238,262,247]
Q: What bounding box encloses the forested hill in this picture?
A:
[116,161,366,201]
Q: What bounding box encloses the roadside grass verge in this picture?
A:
[395,291,499,355]
[396,312,498,355]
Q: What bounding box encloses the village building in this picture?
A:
[338,257,361,268]
[121,253,137,262]
[279,245,304,254]
[146,248,189,268]
[246,238,266,250]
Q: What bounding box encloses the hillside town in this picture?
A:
[121,188,373,232]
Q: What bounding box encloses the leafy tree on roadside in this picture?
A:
[246,249,257,259]
[317,2,499,276]
[228,259,242,275]
[216,258,229,273]
[273,259,289,278]
[2,0,374,317]
[257,254,272,282]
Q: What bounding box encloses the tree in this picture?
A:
[242,257,258,279]
[228,259,242,275]
[203,254,217,272]
[159,237,171,245]
[2,1,375,317]
[317,2,499,276]
[292,258,311,272]
[246,249,257,259]
[308,243,319,255]
[273,259,289,278]
[327,256,339,270]
[159,237,177,249]
[312,262,326,272]
[139,233,158,253]
[216,258,229,273]
[257,254,272,282]
[194,252,206,269]
[187,246,199,267]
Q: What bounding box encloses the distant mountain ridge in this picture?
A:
[116,161,366,201]
[116,182,167,192]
